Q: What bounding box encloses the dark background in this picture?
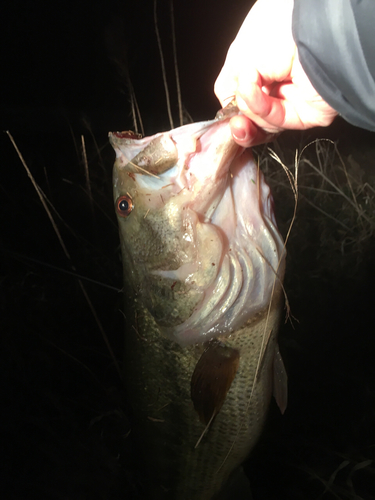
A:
[2,0,251,137]
[2,0,375,499]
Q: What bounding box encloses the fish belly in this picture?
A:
[124,295,283,500]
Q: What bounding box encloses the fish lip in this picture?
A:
[110,130,143,140]
[109,103,241,178]
[109,101,239,147]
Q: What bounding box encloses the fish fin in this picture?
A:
[273,344,288,414]
[191,339,240,425]
[212,466,253,500]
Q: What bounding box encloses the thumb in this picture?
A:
[214,59,238,108]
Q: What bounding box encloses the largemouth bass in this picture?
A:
[110,104,287,500]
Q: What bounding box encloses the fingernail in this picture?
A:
[232,128,247,141]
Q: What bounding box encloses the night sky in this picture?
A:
[2,0,253,138]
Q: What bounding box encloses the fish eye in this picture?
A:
[116,195,133,217]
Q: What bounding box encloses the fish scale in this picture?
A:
[123,301,282,499]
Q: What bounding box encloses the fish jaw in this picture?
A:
[111,114,285,346]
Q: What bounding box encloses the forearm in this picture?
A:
[293,0,375,131]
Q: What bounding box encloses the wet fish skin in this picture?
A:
[110,109,286,499]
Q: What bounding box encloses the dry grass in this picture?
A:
[257,137,375,281]
[249,134,375,500]
[3,123,375,499]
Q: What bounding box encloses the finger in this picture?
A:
[214,57,238,108]
[236,92,287,134]
[229,115,277,148]
[275,81,338,127]
[237,75,337,131]
[232,67,288,132]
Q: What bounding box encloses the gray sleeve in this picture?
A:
[292,0,375,131]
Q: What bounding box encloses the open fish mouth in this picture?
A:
[110,106,285,346]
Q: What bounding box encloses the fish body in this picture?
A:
[110,106,286,499]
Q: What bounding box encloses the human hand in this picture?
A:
[214,0,338,147]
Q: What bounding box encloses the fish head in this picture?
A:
[110,112,285,346]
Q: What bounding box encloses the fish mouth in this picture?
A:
[155,148,285,346]
[111,110,285,347]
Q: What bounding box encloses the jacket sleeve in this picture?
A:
[292,0,375,131]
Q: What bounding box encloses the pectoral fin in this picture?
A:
[191,340,240,425]
[273,345,288,414]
